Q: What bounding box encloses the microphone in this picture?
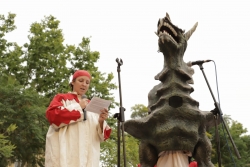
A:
[82,95,87,121]
[191,60,212,66]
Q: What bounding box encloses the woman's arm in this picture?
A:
[46,94,83,128]
[98,108,111,141]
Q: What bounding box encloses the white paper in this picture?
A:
[85,97,111,114]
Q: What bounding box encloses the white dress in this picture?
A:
[45,93,111,167]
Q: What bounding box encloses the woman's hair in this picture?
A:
[69,79,75,91]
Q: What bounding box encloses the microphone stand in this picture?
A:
[197,63,241,167]
[113,58,127,167]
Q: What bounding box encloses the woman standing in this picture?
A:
[45,70,111,167]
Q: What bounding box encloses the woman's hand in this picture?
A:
[99,108,109,122]
[79,98,89,109]
[99,108,109,131]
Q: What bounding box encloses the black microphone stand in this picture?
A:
[113,58,127,167]
[197,63,241,167]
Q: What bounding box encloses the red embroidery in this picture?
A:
[46,93,81,126]
[104,128,112,141]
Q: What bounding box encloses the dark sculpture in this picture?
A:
[124,13,217,167]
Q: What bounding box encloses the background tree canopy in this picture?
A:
[0,12,120,167]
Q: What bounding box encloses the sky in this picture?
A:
[2,0,250,141]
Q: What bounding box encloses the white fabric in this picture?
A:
[63,99,83,113]
[52,101,84,130]
[157,151,191,167]
[45,98,106,167]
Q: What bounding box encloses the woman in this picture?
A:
[45,70,111,167]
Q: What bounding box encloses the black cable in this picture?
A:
[212,60,236,167]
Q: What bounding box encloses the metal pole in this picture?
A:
[198,64,241,164]
[114,58,127,167]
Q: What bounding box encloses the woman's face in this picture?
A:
[72,76,90,95]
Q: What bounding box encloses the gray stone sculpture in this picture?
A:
[124,13,217,167]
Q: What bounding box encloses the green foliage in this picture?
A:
[127,104,150,166]
[101,117,140,167]
[22,15,69,97]
[130,104,149,119]
[0,13,16,34]
[20,15,117,102]
[0,13,24,79]
[68,37,117,108]
[1,12,117,102]
[100,117,118,166]
[0,75,49,166]
[109,103,151,167]
[209,115,250,167]
[0,123,16,159]
[123,135,140,167]
[0,12,118,166]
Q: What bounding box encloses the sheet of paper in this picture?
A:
[85,97,111,114]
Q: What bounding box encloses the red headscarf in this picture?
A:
[72,70,91,81]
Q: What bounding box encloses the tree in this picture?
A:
[68,37,117,106]
[21,15,117,102]
[0,13,24,79]
[100,104,148,166]
[209,115,250,167]
[120,104,150,166]
[100,118,141,167]
[0,123,16,159]
[130,104,149,119]
[22,15,69,97]
[128,104,149,166]
[0,13,23,166]
[0,13,118,166]
[100,117,118,166]
[0,13,16,57]
[0,75,48,167]
[122,134,140,167]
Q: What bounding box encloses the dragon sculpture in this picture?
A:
[124,13,217,167]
